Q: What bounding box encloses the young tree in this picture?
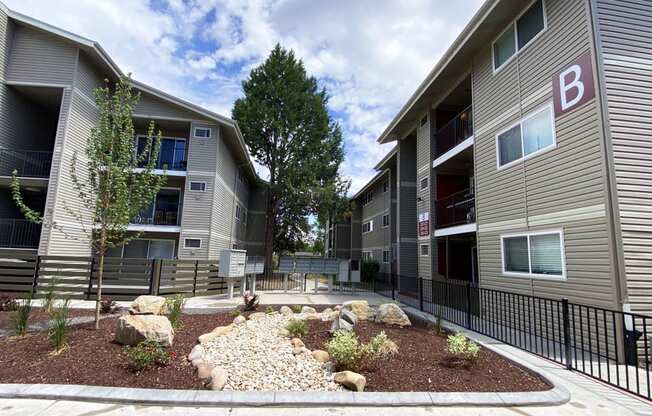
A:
[12,76,167,328]
[232,44,346,273]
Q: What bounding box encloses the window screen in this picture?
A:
[517,0,545,49]
[498,124,523,166]
[530,233,563,276]
[522,107,553,157]
[503,236,529,273]
[494,25,516,69]
[184,238,201,249]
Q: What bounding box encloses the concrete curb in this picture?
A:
[0,383,569,407]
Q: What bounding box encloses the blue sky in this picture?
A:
[7,0,483,195]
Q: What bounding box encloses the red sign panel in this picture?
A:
[418,220,430,237]
[552,53,596,118]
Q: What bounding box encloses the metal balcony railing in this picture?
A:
[0,149,53,178]
[434,106,473,158]
[435,188,475,228]
[131,210,179,226]
[0,219,41,249]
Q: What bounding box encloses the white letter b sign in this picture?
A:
[553,54,595,118]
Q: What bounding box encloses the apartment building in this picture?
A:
[348,0,652,317]
[0,3,265,260]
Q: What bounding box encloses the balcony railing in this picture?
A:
[131,210,179,226]
[434,106,473,158]
[0,149,52,178]
[0,219,41,249]
[435,188,475,228]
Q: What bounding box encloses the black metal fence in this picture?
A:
[0,219,42,249]
[374,274,652,401]
[434,188,476,228]
[0,149,52,178]
[434,105,473,158]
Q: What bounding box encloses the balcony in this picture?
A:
[129,189,181,231]
[131,210,179,226]
[0,149,52,178]
[136,137,187,172]
[0,219,41,249]
[434,106,473,159]
[435,188,475,229]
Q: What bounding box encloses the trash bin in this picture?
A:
[624,329,643,366]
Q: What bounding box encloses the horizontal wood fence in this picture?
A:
[0,251,234,301]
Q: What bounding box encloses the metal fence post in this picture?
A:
[392,274,396,300]
[30,255,41,298]
[86,257,95,300]
[192,260,199,297]
[562,298,573,370]
[149,259,162,296]
[465,282,472,329]
[419,278,423,311]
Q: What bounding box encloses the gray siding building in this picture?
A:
[351,0,652,317]
[0,3,265,260]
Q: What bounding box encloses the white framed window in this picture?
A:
[361,190,374,206]
[496,104,556,169]
[382,250,390,264]
[420,244,429,257]
[184,238,202,249]
[235,204,242,222]
[420,177,429,191]
[362,220,374,234]
[189,181,206,192]
[501,229,566,280]
[493,0,547,73]
[382,214,390,228]
[107,239,176,259]
[193,127,211,139]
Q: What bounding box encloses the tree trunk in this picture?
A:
[94,253,104,330]
[263,188,275,279]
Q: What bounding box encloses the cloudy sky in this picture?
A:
[7,0,482,194]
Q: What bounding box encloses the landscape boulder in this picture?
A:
[198,325,234,344]
[311,350,330,363]
[210,366,228,390]
[233,315,246,325]
[248,312,266,320]
[330,316,353,333]
[291,338,305,348]
[197,363,215,381]
[301,306,317,315]
[342,300,372,320]
[339,308,358,326]
[280,306,293,316]
[333,371,366,392]
[188,344,204,362]
[129,295,167,315]
[114,315,174,347]
[375,303,411,327]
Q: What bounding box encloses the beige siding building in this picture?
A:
[0,3,265,260]
[349,0,652,317]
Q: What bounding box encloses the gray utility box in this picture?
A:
[218,249,247,278]
[350,259,361,283]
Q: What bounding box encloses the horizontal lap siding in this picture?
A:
[6,25,76,86]
[134,92,202,120]
[595,0,652,314]
[473,0,617,307]
[417,116,432,279]
[359,172,391,262]
[398,136,417,277]
[245,186,266,256]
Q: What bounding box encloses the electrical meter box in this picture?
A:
[338,260,349,282]
[218,249,247,278]
[350,259,361,283]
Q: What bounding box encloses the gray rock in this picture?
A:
[330,316,353,333]
[129,295,167,315]
[114,315,174,347]
[339,308,358,326]
[279,306,293,316]
[301,306,317,315]
[333,371,366,392]
[376,303,411,327]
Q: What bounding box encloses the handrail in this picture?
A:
[0,149,53,178]
[434,105,473,158]
[0,218,41,248]
[131,209,179,226]
[435,187,475,228]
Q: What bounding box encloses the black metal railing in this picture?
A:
[137,158,187,171]
[371,274,652,401]
[131,209,179,226]
[435,188,475,228]
[434,105,473,158]
[0,149,52,178]
[0,219,41,248]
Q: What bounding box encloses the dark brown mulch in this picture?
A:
[0,308,95,331]
[302,318,552,392]
[0,305,552,392]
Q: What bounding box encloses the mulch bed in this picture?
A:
[0,308,95,331]
[0,305,552,392]
[302,317,552,392]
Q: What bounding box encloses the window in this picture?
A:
[189,181,206,192]
[382,214,390,228]
[107,239,176,259]
[361,190,374,206]
[193,127,211,138]
[362,220,373,234]
[136,136,186,170]
[420,177,429,191]
[235,204,242,221]
[383,180,389,193]
[362,251,373,261]
[501,230,565,279]
[382,250,390,264]
[496,105,555,169]
[184,238,202,249]
[493,0,546,72]
[420,244,429,256]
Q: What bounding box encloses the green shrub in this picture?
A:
[48,299,70,354]
[124,340,172,371]
[326,330,370,370]
[361,259,380,282]
[290,304,302,313]
[265,305,275,314]
[9,297,32,337]
[369,331,398,357]
[285,318,306,337]
[229,308,242,317]
[165,295,185,329]
[43,277,58,315]
[446,332,479,364]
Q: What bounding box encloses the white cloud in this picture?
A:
[4,0,483,193]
